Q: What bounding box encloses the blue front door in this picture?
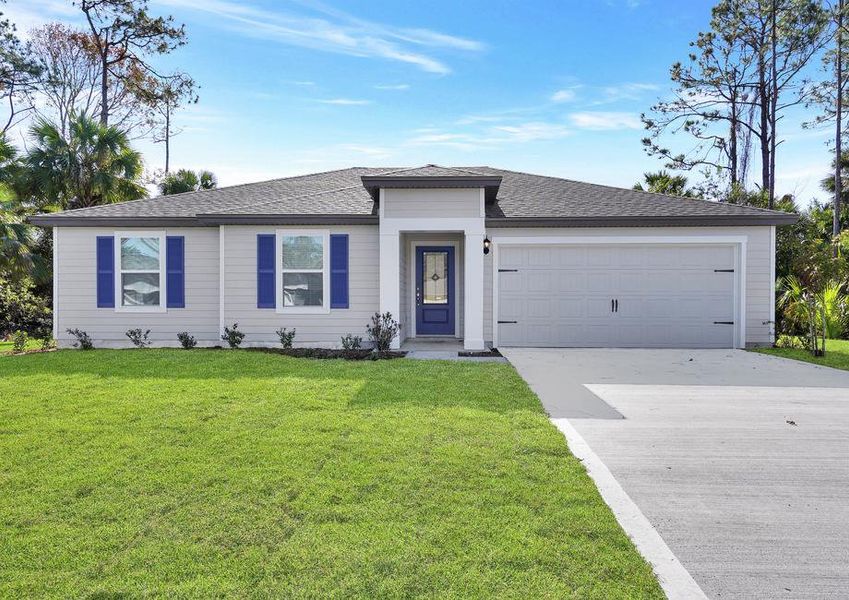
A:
[415,246,455,335]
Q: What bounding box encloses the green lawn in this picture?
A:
[0,350,662,598]
[0,338,45,354]
[753,338,849,371]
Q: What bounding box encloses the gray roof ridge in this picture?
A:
[370,164,488,177]
[481,166,796,216]
[39,166,376,218]
[203,182,368,215]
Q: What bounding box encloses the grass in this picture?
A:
[0,338,45,354]
[753,338,849,371]
[0,350,662,598]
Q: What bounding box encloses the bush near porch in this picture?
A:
[0,349,662,598]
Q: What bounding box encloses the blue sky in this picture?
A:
[9,0,835,203]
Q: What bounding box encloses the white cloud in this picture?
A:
[492,122,571,141]
[569,111,642,130]
[316,98,372,105]
[286,80,316,86]
[2,0,82,38]
[153,0,483,74]
[597,82,660,104]
[375,84,411,91]
[551,89,577,103]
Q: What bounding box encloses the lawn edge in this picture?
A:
[549,417,707,600]
[749,347,849,374]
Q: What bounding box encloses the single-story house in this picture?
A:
[30,165,796,350]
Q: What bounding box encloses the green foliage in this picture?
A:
[275,327,296,348]
[775,333,806,349]
[65,328,93,350]
[340,333,362,350]
[11,330,27,354]
[367,312,400,354]
[777,276,846,354]
[177,331,196,349]
[0,278,51,337]
[158,169,217,195]
[125,328,151,348]
[221,323,245,348]
[25,113,147,210]
[633,170,694,196]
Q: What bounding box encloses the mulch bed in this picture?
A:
[458,348,503,358]
[246,347,407,360]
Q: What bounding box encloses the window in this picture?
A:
[278,230,329,313]
[116,232,165,311]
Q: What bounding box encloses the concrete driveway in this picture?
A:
[503,349,849,600]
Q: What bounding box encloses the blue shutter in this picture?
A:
[96,236,115,308]
[257,234,276,308]
[166,236,185,308]
[330,234,349,309]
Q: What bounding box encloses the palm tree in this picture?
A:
[0,137,51,282]
[25,113,147,210]
[158,168,217,195]
[633,170,693,196]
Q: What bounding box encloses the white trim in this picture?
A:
[549,417,708,600]
[275,229,331,314]
[52,227,58,340]
[379,232,401,349]
[769,226,776,343]
[463,231,485,350]
[479,188,485,218]
[114,230,167,313]
[408,239,461,339]
[491,235,748,349]
[380,216,485,236]
[219,225,225,340]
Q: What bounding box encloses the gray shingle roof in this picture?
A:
[29,165,797,227]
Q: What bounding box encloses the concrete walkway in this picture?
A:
[503,349,849,600]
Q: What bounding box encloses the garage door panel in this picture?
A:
[497,243,737,348]
[527,271,553,292]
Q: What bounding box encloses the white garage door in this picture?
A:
[497,244,737,348]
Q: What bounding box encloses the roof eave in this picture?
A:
[485,214,799,227]
[361,175,502,201]
[28,214,380,227]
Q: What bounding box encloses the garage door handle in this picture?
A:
[498,320,518,324]
[615,299,618,313]
[611,299,615,312]
[714,269,734,273]
[714,321,734,325]
[498,269,518,273]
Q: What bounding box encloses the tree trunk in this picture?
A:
[730,90,739,189]
[769,0,778,208]
[835,0,844,253]
[99,49,109,126]
[758,52,771,198]
[164,102,170,174]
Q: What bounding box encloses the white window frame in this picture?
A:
[114,230,167,313]
[276,229,330,314]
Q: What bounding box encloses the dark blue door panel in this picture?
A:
[415,246,455,335]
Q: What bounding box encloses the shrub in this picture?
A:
[221,323,245,348]
[125,328,151,348]
[276,327,296,348]
[40,336,55,351]
[66,328,94,350]
[775,334,806,349]
[341,333,362,350]
[366,312,400,354]
[11,330,27,354]
[177,331,197,349]
[0,278,52,338]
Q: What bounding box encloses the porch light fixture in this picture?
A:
[483,236,491,255]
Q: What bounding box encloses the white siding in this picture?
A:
[485,226,774,347]
[55,227,220,347]
[383,188,481,218]
[221,225,379,347]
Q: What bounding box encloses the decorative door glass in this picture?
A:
[422,252,448,304]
